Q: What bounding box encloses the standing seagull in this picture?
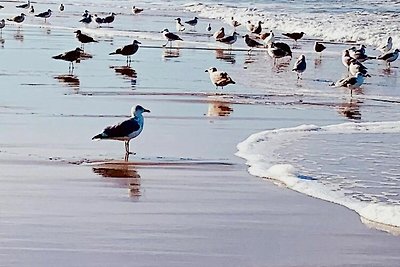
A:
[206,23,211,32]
[217,32,239,49]
[376,37,392,53]
[213,27,225,40]
[205,67,235,90]
[342,49,352,70]
[35,9,52,23]
[132,6,143,14]
[52,47,83,73]
[243,34,262,54]
[333,72,369,96]
[283,31,305,43]
[175,18,185,32]
[103,12,116,26]
[59,4,65,12]
[0,19,5,34]
[252,21,263,34]
[79,14,92,25]
[109,40,141,65]
[16,0,30,9]
[292,54,306,80]
[377,49,399,68]
[92,105,150,156]
[7,13,26,24]
[161,29,182,47]
[185,17,198,30]
[314,41,326,54]
[230,17,241,29]
[267,42,292,64]
[74,30,98,50]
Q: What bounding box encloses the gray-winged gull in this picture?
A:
[205,67,235,89]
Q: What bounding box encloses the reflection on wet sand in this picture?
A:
[272,60,291,73]
[337,98,362,120]
[54,74,80,90]
[92,163,141,199]
[0,37,4,48]
[207,99,233,117]
[14,29,23,42]
[162,48,180,60]
[314,58,322,68]
[215,49,236,64]
[110,65,137,87]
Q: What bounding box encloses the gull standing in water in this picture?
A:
[16,0,30,9]
[175,18,185,32]
[92,105,150,156]
[185,17,198,30]
[35,9,52,23]
[283,31,305,44]
[52,47,83,73]
[333,72,369,96]
[377,49,399,68]
[243,34,263,54]
[161,28,182,47]
[7,13,26,24]
[74,30,98,50]
[217,32,239,49]
[314,41,326,55]
[59,4,64,12]
[132,6,143,14]
[292,54,306,80]
[206,23,212,32]
[205,67,235,90]
[109,40,141,65]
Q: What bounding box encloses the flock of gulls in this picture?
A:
[1,1,399,157]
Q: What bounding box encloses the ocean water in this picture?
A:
[2,0,400,234]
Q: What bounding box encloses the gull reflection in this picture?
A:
[14,29,23,42]
[0,37,4,48]
[337,98,362,120]
[215,48,236,64]
[54,74,80,90]
[207,98,233,117]
[92,163,141,199]
[110,65,137,88]
[162,48,180,60]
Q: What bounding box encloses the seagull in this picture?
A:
[283,31,305,42]
[92,105,150,155]
[269,42,292,56]
[0,19,5,34]
[185,17,198,29]
[207,23,211,32]
[52,47,83,73]
[29,6,34,14]
[94,14,105,25]
[59,4,64,12]
[0,5,4,9]
[103,12,116,25]
[16,0,30,9]
[349,45,371,62]
[292,54,306,80]
[35,9,52,22]
[349,58,368,76]
[82,10,89,18]
[175,18,185,32]
[132,6,143,14]
[262,30,274,47]
[267,42,292,64]
[161,28,183,47]
[7,13,26,24]
[213,27,225,40]
[109,40,141,65]
[377,49,399,67]
[333,72,369,96]
[243,34,263,54]
[376,37,392,53]
[252,21,263,34]
[342,50,352,70]
[74,30,98,50]
[217,32,239,48]
[79,14,92,25]
[314,41,326,54]
[205,67,235,90]
[230,17,241,29]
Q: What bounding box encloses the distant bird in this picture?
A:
[314,41,326,54]
[207,23,211,32]
[349,45,372,62]
[349,58,368,76]
[377,49,399,67]
[29,5,34,13]
[333,72,369,96]
[252,21,263,34]
[376,37,392,53]
[283,31,305,42]
[246,21,255,32]
[82,10,89,18]
[292,54,306,80]
[7,13,26,24]
[132,6,143,14]
[94,14,104,25]
[59,4,64,12]
[262,30,274,47]
[109,40,141,64]
[103,12,115,25]
[0,19,5,34]
[213,27,225,40]
[35,9,52,22]
[205,67,235,89]
[243,34,262,54]
[74,30,98,50]
[185,17,198,29]
[92,105,150,155]
[217,32,239,48]
[0,5,4,9]
[342,50,352,70]
[52,47,83,72]
[175,18,185,32]
[161,28,182,47]
[267,42,292,64]
[16,0,30,9]
[79,14,92,25]
[230,17,241,29]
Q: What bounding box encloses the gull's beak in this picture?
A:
[144,109,151,113]
[137,41,141,44]
[365,74,371,77]
[205,69,208,72]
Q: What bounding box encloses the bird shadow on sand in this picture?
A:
[92,162,142,200]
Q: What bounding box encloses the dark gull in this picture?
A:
[243,34,262,54]
[161,28,182,47]
[52,47,83,73]
[132,6,143,14]
[74,30,98,50]
[377,49,399,67]
[283,31,304,42]
[92,105,150,155]
[185,17,198,29]
[314,41,326,54]
[35,9,52,22]
[213,27,225,40]
[16,0,30,9]
[7,13,26,24]
[109,40,141,65]
[292,54,306,80]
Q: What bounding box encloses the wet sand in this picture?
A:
[1,6,400,267]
